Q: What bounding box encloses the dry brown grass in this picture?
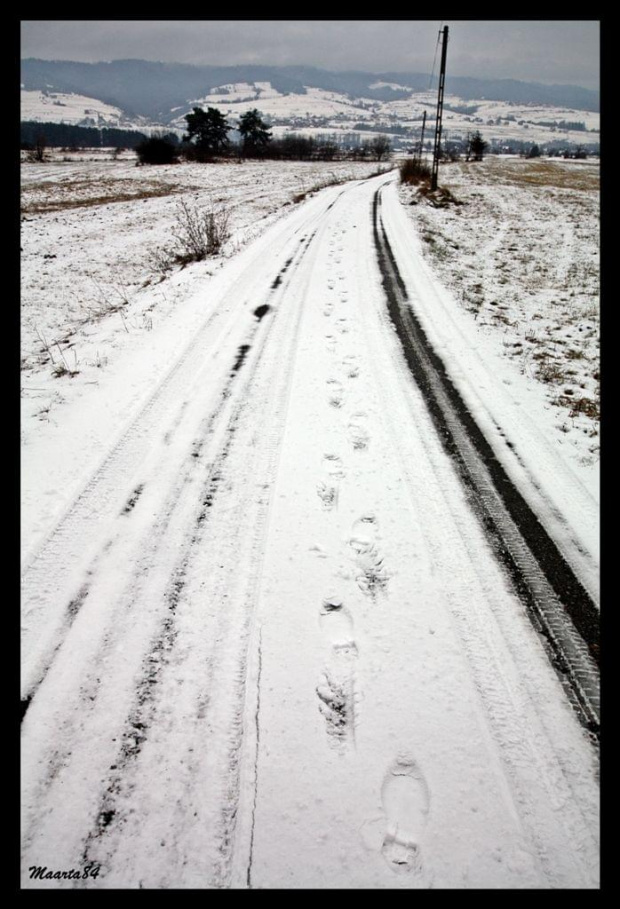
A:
[555,394,599,420]
[482,158,599,192]
[21,178,184,214]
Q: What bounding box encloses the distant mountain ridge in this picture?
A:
[21,59,600,122]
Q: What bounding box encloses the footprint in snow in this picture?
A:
[317,596,358,747]
[323,452,346,479]
[316,480,338,511]
[326,377,345,409]
[316,453,346,511]
[380,753,430,875]
[348,412,370,450]
[316,672,350,743]
[319,595,357,656]
[343,355,360,380]
[349,515,388,597]
[349,514,379,552]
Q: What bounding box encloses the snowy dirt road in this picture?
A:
[21,173,599,889]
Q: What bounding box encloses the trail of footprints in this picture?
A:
[313,228,429,877]
[317,231,386,597]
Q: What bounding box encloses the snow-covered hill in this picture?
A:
[20,89,155,130]
[21,60,600,150]
[177,82,600,149]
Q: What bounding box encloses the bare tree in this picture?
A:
[27,133,48,163]
[371,135,391,161]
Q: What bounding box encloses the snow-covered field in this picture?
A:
[21,153,599,889]
[398,156,600,472]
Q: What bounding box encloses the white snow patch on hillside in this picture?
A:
[174,86,376,127]
[369,81,412,91]
[21,90,126,126]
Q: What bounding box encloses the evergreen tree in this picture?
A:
[467,130,489,162]
[183,107,231,160]
[238,109,272,157]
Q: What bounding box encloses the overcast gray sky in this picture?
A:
[20,20,600,90]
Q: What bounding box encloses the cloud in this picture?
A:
[20,20,600,89]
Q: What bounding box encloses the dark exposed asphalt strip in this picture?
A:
[373,188,600,737]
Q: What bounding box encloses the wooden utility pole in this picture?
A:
[431,25,449,191]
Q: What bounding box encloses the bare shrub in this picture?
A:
[399,158,431,185]
[417,183,462,207]
[147,245,175,277]
[135,135,179,166]
[26,134,49,163]
[171,199,231,264]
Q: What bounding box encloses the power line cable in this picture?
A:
[428,20,444,90]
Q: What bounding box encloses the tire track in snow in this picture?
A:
[20,197,322,559]
[373,186,599,736]
[22,284,284,858]
[20,212,323,712]
[22,202,330,888]
[207,176,597,889]
[21,197,331,884]
[337,178,597,888]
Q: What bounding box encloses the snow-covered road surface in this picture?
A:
[21,173,599,889]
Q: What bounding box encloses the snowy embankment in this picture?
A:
[399,157,600,472]
[396,164,600,598]
[21,158,599,889]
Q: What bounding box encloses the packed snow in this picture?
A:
[21,151,391,564]
[21,151,599,889]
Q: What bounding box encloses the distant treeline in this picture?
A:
[534,120,588,132]
[147,133,392,163]
[438,136,599,159]
[20,121,180,149]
